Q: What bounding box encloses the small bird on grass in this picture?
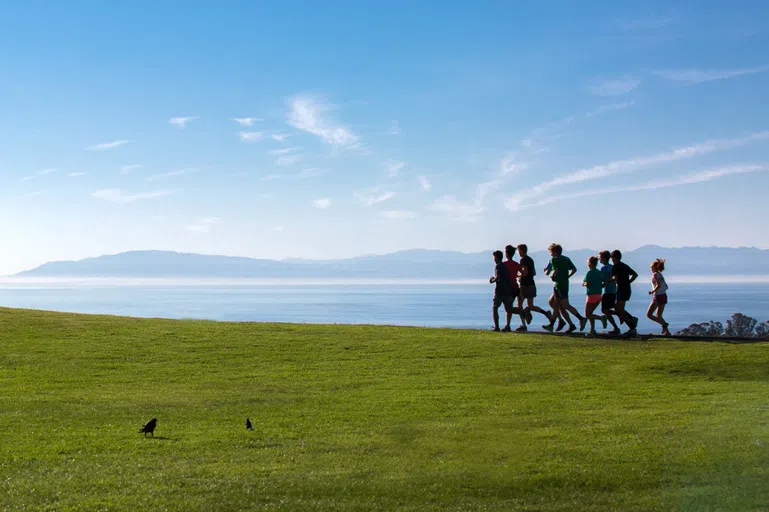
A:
[139,418,157,437]
[246,418,254,431]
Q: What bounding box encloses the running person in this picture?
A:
[503,245,528,331]
[489,250,516,332]
[599,250,621,335]
[582,256,608,337]
[610,250,639,336]
[646,258,671,336]
[516,244,552,332]
[543,243,587,334]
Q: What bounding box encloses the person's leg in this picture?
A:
[657,303,669,334]
[526,294,552,321]
[566,302,584,321]
[602,298,619,332]
[617,297,637,333]
[559,298,575,332]
[513,290,530,327]
[585,300,595,332]
[492,298,501,331]
[503,298,514,331]
[615,300,629,324]
[565,299,587,330]
[543,294,560,331]
[646,301,663,326]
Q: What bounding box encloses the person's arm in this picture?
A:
[649,274,660,295]
[490,265,499,284]
[628,266,639,284]
[544,262,552,275]
[568,259,577,279]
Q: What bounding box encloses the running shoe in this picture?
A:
[556,319,566,331]
[601,317,608,330]
[542,324,554,332]
[491,327,501,332]
[608,329,621,336]
[501,326,512,333]
[526,308,533,324]
[565,324,577,334]
[579,317,588,331]
[515,325,528,332]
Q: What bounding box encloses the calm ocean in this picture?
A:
[1,278,769,333]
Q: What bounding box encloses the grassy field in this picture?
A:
[1,308,768,511]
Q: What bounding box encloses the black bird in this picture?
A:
[139,418,157,437]
[246,418,254,431]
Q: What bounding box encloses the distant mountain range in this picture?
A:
[14,246,769,279]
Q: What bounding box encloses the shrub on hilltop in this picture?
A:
[676,313,769,339]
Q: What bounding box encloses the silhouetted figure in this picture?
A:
[139,418,157,437]
[246,418,254,431]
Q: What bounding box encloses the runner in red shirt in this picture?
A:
[504,245,528,331]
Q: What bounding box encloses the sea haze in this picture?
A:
[12,246,769,279]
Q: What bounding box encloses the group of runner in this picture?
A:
[489,243,670,337]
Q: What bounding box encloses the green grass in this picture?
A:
[1,307,769,511]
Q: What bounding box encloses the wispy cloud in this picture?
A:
[355,189,395,206]
[23,190,46,198]
[418,176,431,191]
[120,164,141,174]
[389,120,401,135]
[525,164,769,209]
[313,198,332,209]
[92,189,174,203]
[169,116,199,128]
[585,101,635,117]
[67,172,86,177]
[385,160,405,178]
[272,225,285,232]
[87,140,133,151]
[39,168,56,175]
[288,95,359,149]
[276,154,302,166]
[185,217,219,233]
[233,117,262,127]
[269,147,300,156]
[588,77,641,96]
[271,133,291,142]
[146,169,193,182]
[238,131,264,142]
[654,65,769,85]
[380,210,418,220]
[429,195,485,221]
[430,154,524,221]
[506,131,769,211]
[498,155,527,176]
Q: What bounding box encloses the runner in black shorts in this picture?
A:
[610,250,639,335]
[599,250,621,334]
[516,244,553,330]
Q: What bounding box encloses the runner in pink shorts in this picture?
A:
[582,256,608,337]
[647,258,671,336]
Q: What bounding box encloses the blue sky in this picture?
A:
[2,1,769,274]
